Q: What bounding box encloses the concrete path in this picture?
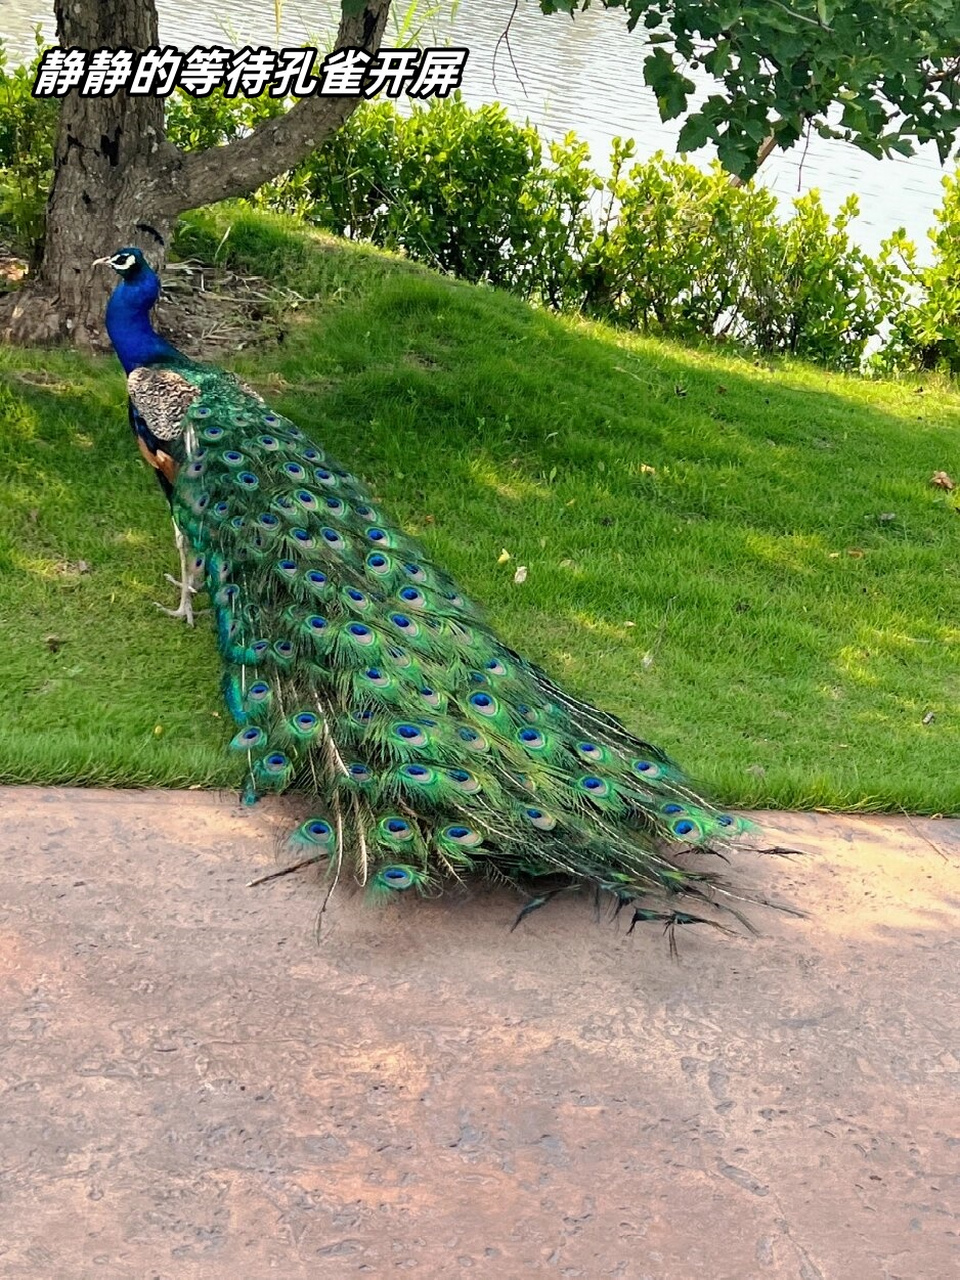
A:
[0,786,958,1279]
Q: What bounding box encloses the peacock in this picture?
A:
[97,245,791,938]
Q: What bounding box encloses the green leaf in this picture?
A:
[743,115,769,143]
[644,48,694,122]
[643,46,676,94]
[677,113,714,153]
[704,39,732,77]
[716,131,752,178]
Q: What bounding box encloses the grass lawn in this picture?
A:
[1,208,958,814]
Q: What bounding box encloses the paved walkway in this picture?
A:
[1,787,958,1279]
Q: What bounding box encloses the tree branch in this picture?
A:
[925,57,960,89]
[727,131,778,186]
[158,0,392,218]
[769,0,830,29]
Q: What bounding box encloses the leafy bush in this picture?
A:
[296,107,910,369]
[739,193,908,371]
[586,144,779,337]
[300,98,544,287]
[522,131,601,310]
[0,38,57,265]
[879,173,960,374]
[164,84,288,153]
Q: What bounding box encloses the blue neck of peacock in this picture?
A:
[104,267,180,374]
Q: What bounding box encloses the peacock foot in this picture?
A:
[154,574,207,627]
[154,599,198,626]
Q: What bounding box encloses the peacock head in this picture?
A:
[93,246,152,279]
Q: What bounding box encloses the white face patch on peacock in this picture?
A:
[110,251,138,273]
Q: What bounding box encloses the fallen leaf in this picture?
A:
[497,548,511,564]
[641,652,654,670]
[513,565,528,584]
[931,470,955,490]
[847,549,865,559]
[623,621,636,627]
[52,559,90,577]
[640,463,656,475]
[44,635,63,653]
[153,724,164,736]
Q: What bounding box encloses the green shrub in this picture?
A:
[300,97,547,287]
[164,84,288,153]
[740,193,907,371]
[295,109,912,369]
[879,172,960,374]
[585,144,778,337]
[0,38,57,265]
[514,131,600,309]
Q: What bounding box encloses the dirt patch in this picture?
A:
[154,259,309,360]
[0,243,28,286]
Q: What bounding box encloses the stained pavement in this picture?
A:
[0,786,958,1278]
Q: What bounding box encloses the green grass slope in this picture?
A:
[1,209,958,813]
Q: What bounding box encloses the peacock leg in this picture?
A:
[154,520,205,626]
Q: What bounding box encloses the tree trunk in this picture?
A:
[1,0,391,348]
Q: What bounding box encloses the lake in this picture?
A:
[2,0,953,262]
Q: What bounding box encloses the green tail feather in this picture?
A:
[171,372,767,931]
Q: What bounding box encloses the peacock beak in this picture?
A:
[92,256,112,267]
